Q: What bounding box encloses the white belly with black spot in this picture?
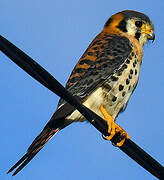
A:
[68,53,141,122]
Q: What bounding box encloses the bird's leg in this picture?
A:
[100,106,130,146]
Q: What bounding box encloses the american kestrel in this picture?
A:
[8,10,155,175]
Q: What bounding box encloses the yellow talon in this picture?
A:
[100,106,130,146]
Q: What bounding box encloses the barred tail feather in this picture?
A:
[7,127,59,176]
[8,102,75,175]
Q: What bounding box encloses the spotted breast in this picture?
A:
[101,50,140,120]
[59,33,141,122]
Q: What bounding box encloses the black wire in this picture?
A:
[120,139,164,179]
[0,35,164,179]
[0,35,108,136]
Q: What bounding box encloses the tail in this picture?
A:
[7,103,75,176]
[7,126,59,176]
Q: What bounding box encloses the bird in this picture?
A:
[7,10,155,176]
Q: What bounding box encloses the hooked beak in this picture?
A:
[147,32,155,42]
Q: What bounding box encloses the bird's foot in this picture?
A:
[100,106,130,146]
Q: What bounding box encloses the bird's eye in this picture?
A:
[135,21,143,27]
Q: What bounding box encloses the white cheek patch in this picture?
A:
[126,19,137,36]
[126,19,148,46]
[139,34,148,46]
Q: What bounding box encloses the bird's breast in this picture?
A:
[101,50,141,119]
[68,50,141,122]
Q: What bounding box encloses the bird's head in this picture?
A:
[103,10,155,46]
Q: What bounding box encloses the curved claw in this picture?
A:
[100,106,130,147]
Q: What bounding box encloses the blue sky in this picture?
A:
[1,1,164,180]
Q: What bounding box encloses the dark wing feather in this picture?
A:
[58,33,132,107]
